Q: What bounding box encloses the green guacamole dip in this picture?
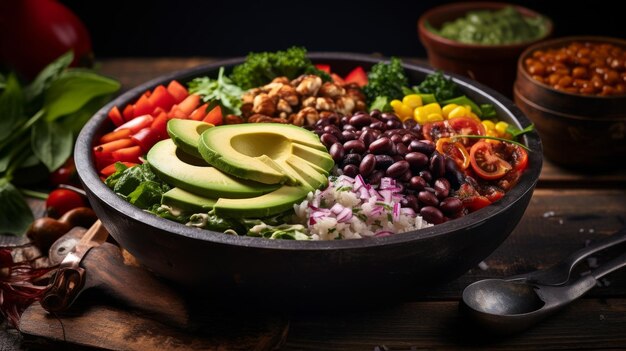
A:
[432,6,548,45]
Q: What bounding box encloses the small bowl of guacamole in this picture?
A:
[418,2,552,96]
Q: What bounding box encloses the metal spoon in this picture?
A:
[460,229,626,334]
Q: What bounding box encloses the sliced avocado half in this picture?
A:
[198,123,334,185]
[167,119,213,159]
[214,185,309,218]
[147,139,280,199]
[162,187,216,213]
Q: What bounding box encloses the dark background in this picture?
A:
[61,0,625,59]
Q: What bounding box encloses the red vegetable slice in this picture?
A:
[131,127,162,152]
[167,80,189,103]
[344,66,368,87]
[315,64,331,73]
[150,112,169,139]
[469,141,512,180]
[107,106,124,127]
[122,104,134,121]
[189,103,209,121]
[112,145,143,163]
[114,114,154,133]
[203,105,223,125]
[133,94,155,117]
[93,138,135,154]
[100,162,137,177]
[436,137,470,170]
[177,94,201,116]
[149,85,177,111]
[99,129,132,144]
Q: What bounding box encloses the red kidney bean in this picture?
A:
[381,112,398,121]
[403,119,417,130]
[323,124,340,134]
[399,170,413,183]
[359,154,376,176]
[370,109,382,119]
[429,152,445,178]
[419,170,432,184]
[329,143,344,163]
[444,157,464,190]
[375,155,394,169]
[341,130,357,142]
[386,160,410,178]
[367,170,385,185]
[386,119,403,129]
[343,139,366,154]
[395,143,409,156]
[392,154,403,162]
[343,164,358,177]
[434,178,451,199]
[405,152,429,170]
[390,134,403,144]
[343,124,357,132]
[349,114,372,128]
[336,115,347,125]
[420,206,444,224]
[418,191,439,207]
[370,121,385,130]
[401,134,416,145]
[316,118,330,128]
[383,128,409,137]
[408,176,427,191]
[369,137,393,154]
[320,133,339,148]
[440,197,463,215]
[343,153,362,166]
[359,130,377,146]
[409,140,435,155]
[405,194,419,211]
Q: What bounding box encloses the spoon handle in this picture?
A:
[592,251,626,280]
[509,227,626,285]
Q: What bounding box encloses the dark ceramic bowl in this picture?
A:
[418,2,552,96]
[75,53,542,298]
[515,36,626,169]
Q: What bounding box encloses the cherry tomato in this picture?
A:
[46,188,87,218]
[511,145,529,171]
[455,183,491,212]
[481,185,505,203]
[470,141,512,180]
[422,121,453,142]
[0,0,92,79]
[447,117,486,146]
[436,137,470,170]
[49,158,78,186]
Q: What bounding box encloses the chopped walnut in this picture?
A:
[277,99,292,114]
[335,96,355,116]
[315,97,335,111]
[301,96,316,108]
[298,107,320,126]
[295,75,322,96]
[252,93,276,116]
[319,82,345,99]
[277,85,299,106]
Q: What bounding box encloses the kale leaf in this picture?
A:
[362,57,408,105]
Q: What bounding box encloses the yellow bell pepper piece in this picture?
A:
[426,113,444,122]
[402,94,423,109]
[442,104,458,118]
[448,106,468,119]
[495,121,509,135]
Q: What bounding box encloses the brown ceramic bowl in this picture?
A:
[515,36,626,169]
[418,2,552,96]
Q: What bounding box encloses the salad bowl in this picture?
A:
[75,53,542,297]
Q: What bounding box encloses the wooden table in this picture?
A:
[2,58,626,350]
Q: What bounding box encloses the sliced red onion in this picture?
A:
[379,190,392,204]
[392,202,401,222]
[330,203,344,214]
[375,230,393,237]
[309,218,317,225]
[337,207,353,223]
[358,187,369,199]
[380,177,396,190]
[370,206,384,216]
[400,207,415,216]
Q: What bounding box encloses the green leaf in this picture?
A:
[31,120,73,171]
[507,123,535,138]
[43,69,120,122]
[0,178,34,236]
[24,51,74,103]
[0,74,25,141]
[58,94,113,136]
[441,95,483,117]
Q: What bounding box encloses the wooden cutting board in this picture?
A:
[19,297,288,350]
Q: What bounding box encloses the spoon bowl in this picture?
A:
[462,279,544,316]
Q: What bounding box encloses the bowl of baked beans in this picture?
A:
[515,36,626,169]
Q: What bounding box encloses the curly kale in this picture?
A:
[414,71,461,101]
[230,47,330,90]
[362,57,409,105]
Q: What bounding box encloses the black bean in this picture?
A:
[374,155,394,169]
[418,191,439,207]
[430,152,446,178]
[349,114,371,128]
[367,170,384,186]
[419,170,432,184]
[408,176,427,191]
[386,119,403,130]
[405,152,429,170]
[369,121,385,130]
[341,130,357,142]
[409,140,435,155]
[329,143,344,163]
[369,137,393,154]
[343,164,359,177]
[370,109,382,119]
[359,154,376,176]
[440,197,463,215]
[343,153,362,166]
[434,178,451,199]
[420,206,444,224]
[444,157,465,190]
[359,130,376,147]
[396,143,409,157]
[343,139,366,154]
[386,160,410,178]
[320,133,339,148]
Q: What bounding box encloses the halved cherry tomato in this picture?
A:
[436,137,470,170]
[448,117,485,146]
[481,185,505,203]
[344,66,368,87]
[456,183,491,212]
[122,104,134,121]
[99,128,132,144]
[167,80,189,103]
[114,115,154,133]
[203,105,223,125]
[149,85,177,111]
[131,127,161,152]
[315,64,331,73]
[112,145,143,163]
[470,141,512,180]
[422,121,453,142]
[511,146,528,171]
[189,103,209,121]
[107,106,124,127]
[100,162,137,177]
[46,188,86,217]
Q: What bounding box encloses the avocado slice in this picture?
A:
[214,185,310,218]
[147,139,280,199]
[162,187,216,213]
[198,123,334,185]
[167,119,213,159]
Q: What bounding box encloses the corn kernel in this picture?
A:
[448,106,468,119]
[426,113,444,122]
[442,104,458,118]
[413,106,428,125]
[495,121,509,135]
[482,120,495,131]
[402,94,423,109]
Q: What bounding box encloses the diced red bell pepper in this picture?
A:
[167,80,189,103]
[152,106,165,117]
[203,105,223,125]
[315,64,331,73]
[344,66,368,87]
[108,106,124,127]
[150,112,169,139]
[114,115,154,133]
[112,145,143,163]
[177,94,201,116]
[142,90,152,98]
[189,103,209,121]
[122,104,135,121]
[133,94,155,117]
[167,107,188,120]
[131,127,162,152]
[149,85,177,111]
[100,162,138,177]
[99,128,132,144]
